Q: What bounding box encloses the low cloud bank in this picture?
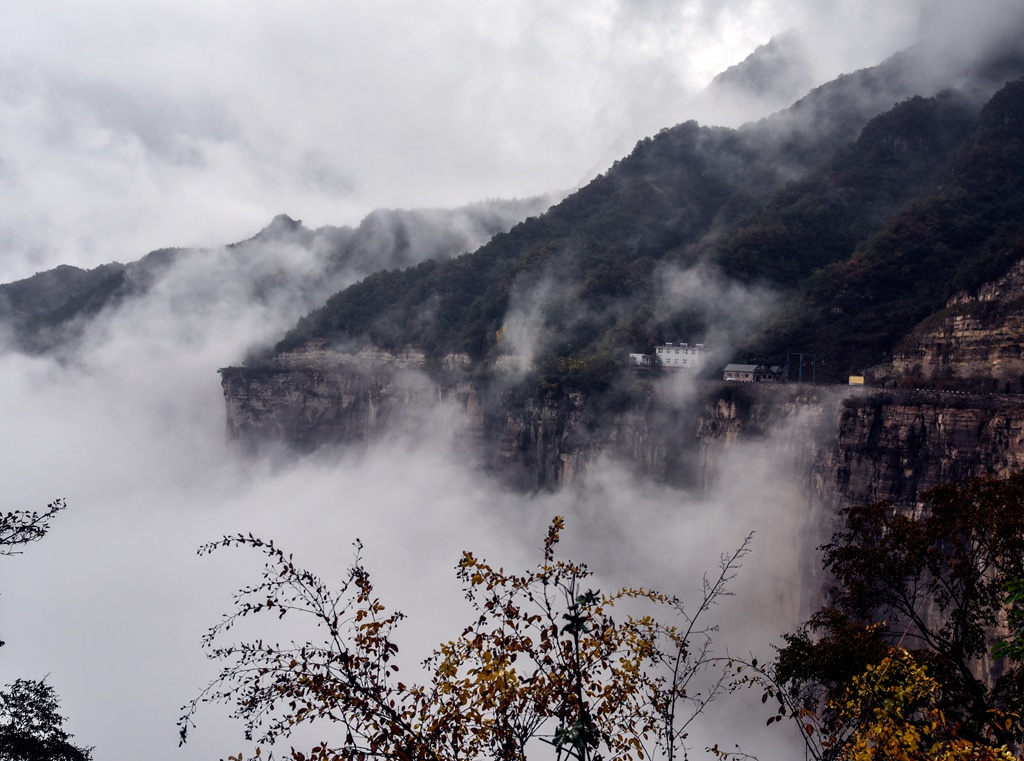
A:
[0,1,959,281]
[0,226,822,760]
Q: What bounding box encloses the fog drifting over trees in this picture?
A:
[2,2,1023,758]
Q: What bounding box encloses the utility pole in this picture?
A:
[787,352,803,383]
[787,352,817,384]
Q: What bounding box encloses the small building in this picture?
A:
[653,342,706,370]
[628,353,653,367]
[723,364,756,382]
[723,364,784,383]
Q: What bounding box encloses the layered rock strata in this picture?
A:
[819,390,1024,506]
[891,256,1024,389]
[222,354,1024,512]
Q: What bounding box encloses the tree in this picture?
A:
[179,518,753,761]
[0,680,92,761]
[826,647,1015,761]
[0,500,66,557]
[993,579,1024,663]
[1,499,66,650]
[771,474,1024,754]
[0,499,93,761]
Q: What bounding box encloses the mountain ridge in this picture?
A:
[4,32,1024,392]
[260,50,1024,385]
[0,196,553,355]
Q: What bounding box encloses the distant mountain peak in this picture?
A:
[235,213,310,247]
[687,30,816,127]
[708,31,812,101]
[263,214,304,233]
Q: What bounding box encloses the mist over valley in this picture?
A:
[3,2,1024,759]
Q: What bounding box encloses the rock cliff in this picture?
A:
[220,343,459,452]
[222,348,1024,509]
[820,390,1024,505]
[890,254,1024,390]
[221,365,425,451]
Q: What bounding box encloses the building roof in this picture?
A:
[723,364,783,374]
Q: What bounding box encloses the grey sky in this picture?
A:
[0,0,929,282]
[1,2,1019,759]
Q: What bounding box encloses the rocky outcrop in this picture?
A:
[220,342,459,451]
[890,256,1024,390]
[220,365,439,451]
[222,341,1024,507]
[222,350,819,488]
[818,390,1024,506]
[482,386,700,491]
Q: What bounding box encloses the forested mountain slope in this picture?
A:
[752,76,1024,376]
[265,41,1024,385]
[0,198,552,354]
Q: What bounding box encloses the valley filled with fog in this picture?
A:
[0,232,822,758]
[3,1,1024,758]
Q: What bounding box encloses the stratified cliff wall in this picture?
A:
[819,391,1024,506]
[890,257,1024,390]
[480,383,836,494]
[220,366,446,454]
[222,356,1024,513]
[480,385,701,491]
[221,365,415,451]
[220,341,471,452]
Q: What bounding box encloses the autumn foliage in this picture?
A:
[180,518,752,761]
[760,474,1024,761]
[183,474,1024,761]
[830,648,1017,761]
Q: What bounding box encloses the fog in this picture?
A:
[0,0,943,283]
[0,95,823,751]
[3,1,1023,758]
[0,214,827,759]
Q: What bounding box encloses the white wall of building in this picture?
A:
[654,343,705,369]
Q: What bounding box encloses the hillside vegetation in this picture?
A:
[4,38,1024,388]
[268,53,1024,384]
[0,199,551,354]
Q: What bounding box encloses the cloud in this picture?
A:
[3,3,1018,758]
[0,195,823,760]
[655,263,777,354]
[0,0,947,283]
[919,0,1024,53]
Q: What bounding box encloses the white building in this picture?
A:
[654,343,706,369]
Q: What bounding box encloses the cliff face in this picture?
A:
[221,366,429,451]
[891,255,1024,389]
[222,348,829,493]
[221,341,474,452]
[222,356,1024,512]
[819,391,1024,506]
[482,386,711,492]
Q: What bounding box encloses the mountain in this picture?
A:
[747,76,1024,377]
[5,24,1024,502]
[687,31,816,127]
[258,39,1024,387]
[203,25,1024,507]
[581,29,818,184]
[0,197,554,355]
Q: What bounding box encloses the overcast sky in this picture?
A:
[0,0,932,283]
[2,1,1014,759]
